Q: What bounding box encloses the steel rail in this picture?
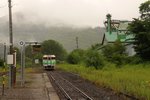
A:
[49,72,72,100]
[49,71,93,100]
[57,73,94,100]
[60,72,138,100]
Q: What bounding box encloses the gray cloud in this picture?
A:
[0,0,148,27]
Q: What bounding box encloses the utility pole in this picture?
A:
[8,0,13,50]
[8,0,15,88]
[4,43,6,63]
[76,37,79,49]
[20,45,24,86]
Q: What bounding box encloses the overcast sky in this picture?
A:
[0,0,148,27]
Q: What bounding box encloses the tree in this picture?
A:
[25,45,33,59]
[90,43,103,50]
[85,49,104,69]
[33,53,43,65]
[129,1,150,60]
[67,49,85,64]
[139,0,150,19]
[41,40,67,61]
[102,40,127,65]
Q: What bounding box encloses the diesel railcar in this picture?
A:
[42,55,56,70]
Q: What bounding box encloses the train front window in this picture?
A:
[43,57,47,60]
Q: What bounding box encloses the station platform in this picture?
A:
[0,72,60,100]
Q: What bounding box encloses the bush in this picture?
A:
[67,49,85,64]
[110,54,128,66]
[84,50,104,69]
[102,41,127,65]
[25,57,33,67]
[125,55,143,64]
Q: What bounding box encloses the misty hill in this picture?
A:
[0,13,105,53]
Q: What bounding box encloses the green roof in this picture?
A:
[105,32,134,43]
[105,21,134,43]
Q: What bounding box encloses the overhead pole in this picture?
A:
[76,37,79,49]
[8,0,15,88]
[4,43,6,63]
[8,0,13,49]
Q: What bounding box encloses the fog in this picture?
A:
[0,0,148,27]
[0,0,148,52]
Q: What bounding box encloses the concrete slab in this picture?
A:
[43,75,50,82]
[46,82,53,88]
[0,73,60,100]
[43,73,60,100]
[49,93,60,100]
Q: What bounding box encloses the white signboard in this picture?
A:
[20,41,25,45]
[35,59,39,64]
[7,55,14,64]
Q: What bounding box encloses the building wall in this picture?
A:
[125,44,136,56]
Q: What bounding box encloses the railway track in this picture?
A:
[47,71,94,100]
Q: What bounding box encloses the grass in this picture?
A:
[0,67,11,87]
[57,63,150,100]
[25,66,43,73]
[0,67,8,87]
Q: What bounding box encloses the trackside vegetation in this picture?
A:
[25,39,67,67]
[0,1,149,99]
[57,63,150,99]
[62,1,150,99]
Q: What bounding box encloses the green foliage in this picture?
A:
[67,49,85,64]
[102,41,127,65]
[90,43,103,50]
[129,1,150,60]
[33,53,43,65]
[25,57,33,67]
[25,45,42,64]
[25,40,67,63]
[25,45,35,65]
[41,40,67,61]
[25,45,33,59]
[58,63,150,99]
[129,19,150,60]
[33,53,43,59]
[85,49,104,69]
[139,0,150,19]
[125,55,143,64]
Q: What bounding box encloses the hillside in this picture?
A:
[0,13,105,53]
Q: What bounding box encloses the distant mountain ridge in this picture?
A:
[0,12,105,53]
